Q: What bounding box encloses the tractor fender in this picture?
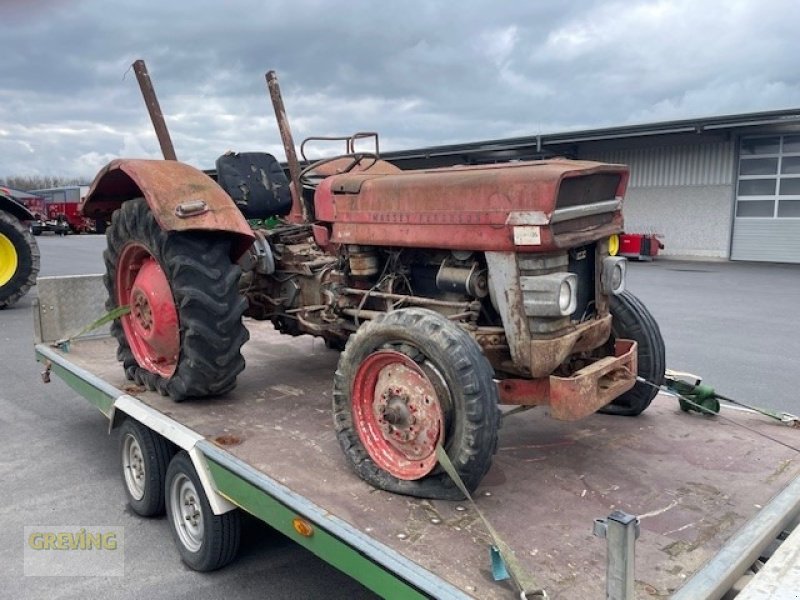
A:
[82,159,254,259]
[0,193,35,222]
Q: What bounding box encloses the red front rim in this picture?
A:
[116,242,180,378]
[352,350,444,480]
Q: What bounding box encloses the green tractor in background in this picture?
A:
[0,190,40,308]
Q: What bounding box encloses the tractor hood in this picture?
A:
[313,159,629,252]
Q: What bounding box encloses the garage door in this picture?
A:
[731,134,800,263]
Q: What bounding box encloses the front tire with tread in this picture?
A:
[601,291,666,416]
[333,308,500,500]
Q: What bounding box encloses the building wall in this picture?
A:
[579,136,735,258]
[622,186,733,258]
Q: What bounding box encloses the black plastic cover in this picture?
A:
[215,152,292,219]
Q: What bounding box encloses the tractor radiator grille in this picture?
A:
[556,173,621,209]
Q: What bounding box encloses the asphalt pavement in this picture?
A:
[1,234,798,599]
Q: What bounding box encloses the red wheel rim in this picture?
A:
[352,350,444,480]
[116,242,179,378]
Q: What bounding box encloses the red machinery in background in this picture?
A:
[28,185,95,234]
[616,232,664,261]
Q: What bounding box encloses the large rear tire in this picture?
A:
[0,211,40,309]
[103,198,248,401]
[600,291,665,416]
[333,308,500,500]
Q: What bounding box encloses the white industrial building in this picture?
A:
[386,109,800,264]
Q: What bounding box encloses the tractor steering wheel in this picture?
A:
[299,153,380,187]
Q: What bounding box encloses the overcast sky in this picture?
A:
[1,0,799,180]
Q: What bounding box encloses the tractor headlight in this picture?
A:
[558,279,574,313]
[521,272,578,317]
[601,256,627,295]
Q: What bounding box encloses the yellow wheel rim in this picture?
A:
[608,234,620,256]
[0,232,19,286]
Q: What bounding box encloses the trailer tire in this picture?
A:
[119,418,174,517]
[0,211,40,309]
[601,291,665,416]
[333,308,500,500]
[104,198,249,401]
[165,452,241,572]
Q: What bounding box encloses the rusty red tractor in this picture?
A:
[81,68,665,499]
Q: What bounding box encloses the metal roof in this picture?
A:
[381,107,800,163]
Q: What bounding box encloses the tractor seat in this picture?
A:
[216,152,292,220]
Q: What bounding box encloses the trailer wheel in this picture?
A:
[0,211,40,309]
[103,198,249,401]
[333,308,500,500]
[165,452,241,571]
[119,418,174,517]
[600,291,666,416]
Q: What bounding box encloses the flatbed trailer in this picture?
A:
[33,275,800,599]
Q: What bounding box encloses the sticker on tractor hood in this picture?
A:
[513,226,541,246]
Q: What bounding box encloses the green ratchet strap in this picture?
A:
[660,369,799,427]
[52,305,130,351]
[666,379,720,415]
[435,444,547,599]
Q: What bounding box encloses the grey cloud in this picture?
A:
[1,0,798,178]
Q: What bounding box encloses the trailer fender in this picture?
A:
[82,159,254,259]
[110,395,236,516]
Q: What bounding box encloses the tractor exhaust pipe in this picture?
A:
[265,71,306,223]
[132,59,177,161]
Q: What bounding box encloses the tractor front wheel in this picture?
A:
[103,198,249,401]
[601,291,666,416]
[333,308,500,500]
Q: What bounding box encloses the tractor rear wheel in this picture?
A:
[333,308,500,500]
[601,291,665,416]
[0,211,40,309]
[103,198,248,401]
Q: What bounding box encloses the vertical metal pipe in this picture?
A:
[132,60,177,161]
[594,510,640,600]
[265,71,305,222]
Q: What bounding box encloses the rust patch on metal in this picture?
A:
[266,70,304,224]
[528,315,612,378]
[549,339,637,420]
[308,157,400,180]
[132,60,177,161]
[497,378,550,406]
[497,340,637,420]
[213,433,244,447]
[320,159,626,252]
[82,159,254,259]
